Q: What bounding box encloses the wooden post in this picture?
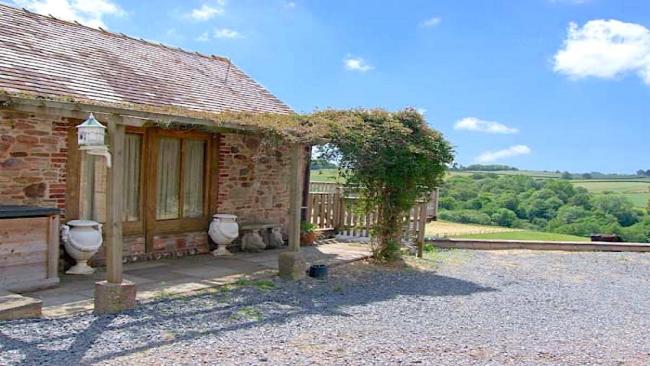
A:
[47,214,60,281]
[417,201,427,258]
[278,143,307,280]
[105,122,125,283]
[288,144,304,251]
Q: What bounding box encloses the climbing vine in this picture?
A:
[5,93,454,260]
[317,108,454,261]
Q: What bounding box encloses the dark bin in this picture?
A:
[308,264,328,279]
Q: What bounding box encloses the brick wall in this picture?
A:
[1,109,304,266]
[0,110,71,214]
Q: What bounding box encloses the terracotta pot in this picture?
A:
[300,231,317,246]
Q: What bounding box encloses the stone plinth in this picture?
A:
[94,280,136,314]
[278,251,306,280]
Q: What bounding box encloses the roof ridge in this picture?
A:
[2,3,228,63]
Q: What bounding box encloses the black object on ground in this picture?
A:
[308,264,328,279]
[591,234,623,242]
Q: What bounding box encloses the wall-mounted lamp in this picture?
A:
[77,113,112,167]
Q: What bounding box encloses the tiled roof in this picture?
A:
[0,4,293,115]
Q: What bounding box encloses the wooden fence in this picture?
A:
[307,184,430,255]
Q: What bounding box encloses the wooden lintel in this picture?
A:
[1,95,260,133]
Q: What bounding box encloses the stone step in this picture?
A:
[0,290,42,320]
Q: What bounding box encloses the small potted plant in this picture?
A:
[300,222,318,246]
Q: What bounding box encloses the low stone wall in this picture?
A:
[428,238,650,252]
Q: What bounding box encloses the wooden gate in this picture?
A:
[307,183,430,256]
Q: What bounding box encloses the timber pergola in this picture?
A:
[1,94,309,313]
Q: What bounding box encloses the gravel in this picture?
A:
[1,250,649,365]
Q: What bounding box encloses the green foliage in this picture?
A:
[300,221,317,233]
[491,208,519,227]
[439,209,492,226]
[310,158,337,170]
[440,174,650,242]
[319,108,454,260]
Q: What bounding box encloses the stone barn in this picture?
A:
[0,4,310,312]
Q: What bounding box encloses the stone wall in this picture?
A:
[0,110,71,214]
[217,133,296,231]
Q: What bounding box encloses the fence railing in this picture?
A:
[307,184,431,255]
[309,181,339,193]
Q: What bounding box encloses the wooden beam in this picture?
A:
[288,144,304,251]
[105,121,125,283]
[2,95,261,132]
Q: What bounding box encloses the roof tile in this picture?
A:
[0,4,293,115]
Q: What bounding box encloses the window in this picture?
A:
[123,133,142,222]
[156,137,181,219]
[183,139,205,218]
[155,136,207,220]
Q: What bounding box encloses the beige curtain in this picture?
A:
[122,134,141,222]
[156,137,180,220]
[183,140,205,218]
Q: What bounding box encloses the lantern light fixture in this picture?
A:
[76,113,112,167]
[76,113,106,146]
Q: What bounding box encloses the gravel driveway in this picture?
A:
[1,250,649,365]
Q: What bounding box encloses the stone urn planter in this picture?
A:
[61,220,103,275]
[208,214,239,256]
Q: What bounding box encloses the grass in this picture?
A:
[234,278,276,291]
[426,220,519,237]
[309,168,342,182]
[453,230,590,242]
[572,179,650,208]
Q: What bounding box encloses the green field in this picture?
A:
[449,170,561,179]
[309,168,341,182]
[453,230,589,242]
[572,179,650,208]
[310,168,650,208]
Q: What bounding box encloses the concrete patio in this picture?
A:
[21,241,371,318]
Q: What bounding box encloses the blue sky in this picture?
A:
[8,0,650,173]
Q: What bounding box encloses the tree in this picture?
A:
[491,208,518,227]
[561,171,572,180]
[591,194,639,227]
[319,108,454,261]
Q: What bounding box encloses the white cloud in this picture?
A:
[416,108,427,115]
[343,56,373,72]
[419,16,441,28]
[11,0,124,28]
[285,1,296,8]
[454,117,518,134]
[213,28,240,38]
[553,19,650,85]
[476,145,531,163]
[187,3,223,21]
